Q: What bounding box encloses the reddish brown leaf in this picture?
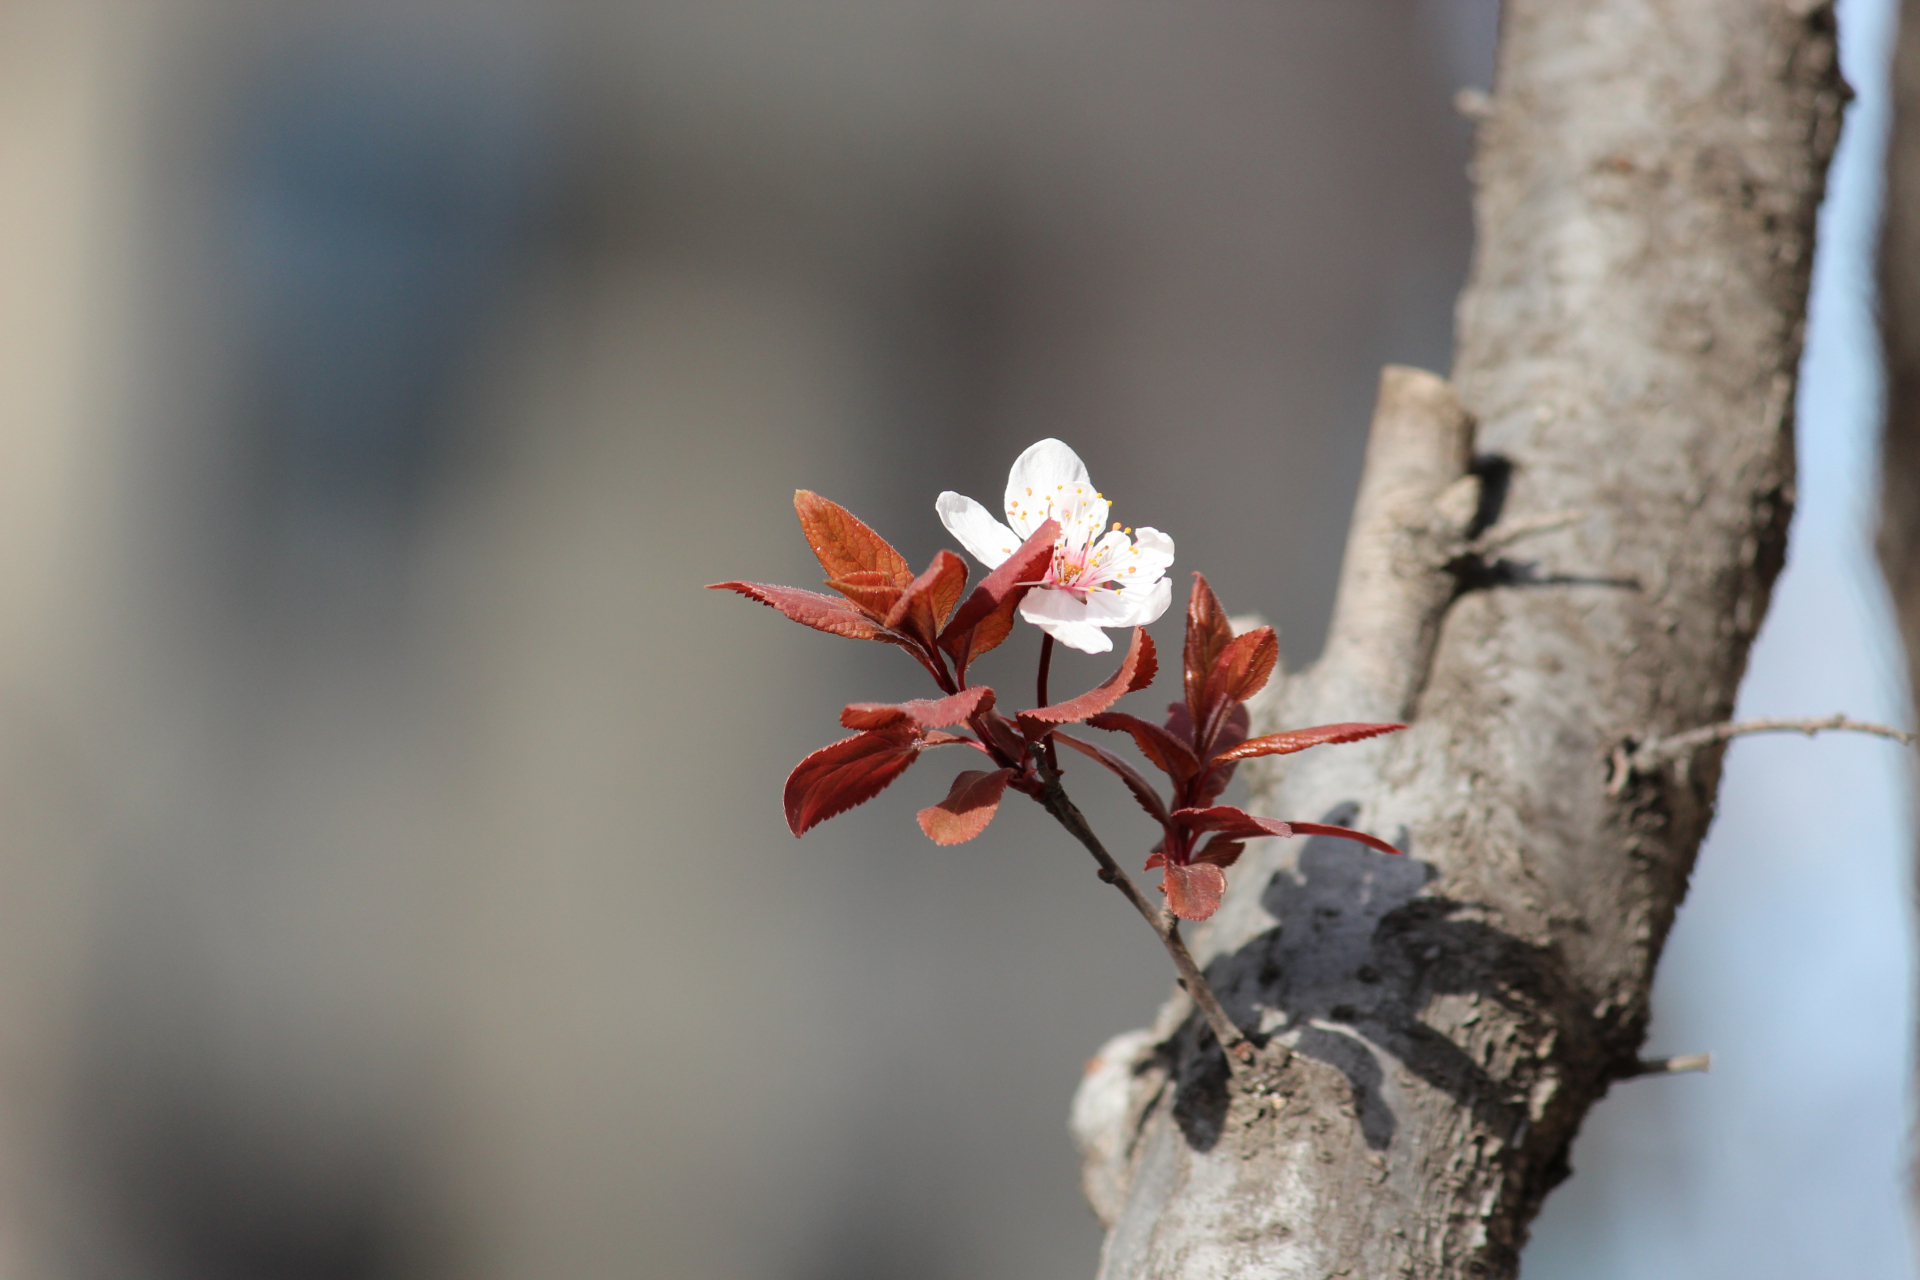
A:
[925,550,972,631]
[938,520,1059,670]
[1162,861,1227,921]
[1287,821,1404,857]
[1183,573,1235,725]
[919,730,979,747]
[1019,629,1155,735]
[841,686,994,731]
[1127,632,1159,692]
[708,581,889,642]
[1053,731,1173,828]
[1198,627,1279,747]
[1189,704,1251,806]
[824,569,904,622]
[1209,721,1408,766]
[916,768,1014,845]
[1170,808,1404,857]
[795,490,912,587]
[1086,711,1201,784]
[1193,838,1246,868]
[1144,850,1167,869]
[783,726,922,836]
[884,550,969,645]
[1171,805,1293,841]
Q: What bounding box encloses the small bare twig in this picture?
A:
[1625,1052,1712,1078]
[1608,713,1916,796]
[1035,774,1255,1071]
[1451,509,1587,560]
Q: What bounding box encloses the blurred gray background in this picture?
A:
[0,1,1905,1277]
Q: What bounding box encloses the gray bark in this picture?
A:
[1881,0,1920,1226]
[1073,2,1844,1275]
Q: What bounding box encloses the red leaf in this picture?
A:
[842,686,994,731]
[1144,851,1167,870]
[783,726,922,836]
[1193,837,1245,868]
[938,520,1060,669]
[824,570,904,622]
[1162,861,1227,921]
[1171,805,1293,841]
[1127,633,1159,692]
[1019,629,1155,733]
[1287,821,1404,857]
[1053,731,1173,827]
[1198,627,1279,748]
[1191,704,1251,806]
[884,549,969,645]
[1086,711,1201,784]
[708,581,889,642]
[1209,721,1408,766]
[795,490,912,587]
[916,768,1014,845]
[1183,573,1235,726]
[1170,808,1404,857]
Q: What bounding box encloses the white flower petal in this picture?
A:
[1129,526,1175,574]
[1005,439,1090,511]
[1017,588,1115,653]
[937,492,1022,567]
[1100,576,1173,627]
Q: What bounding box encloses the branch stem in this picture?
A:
[1610,713,1915,794]
[1034,773,1254,1069]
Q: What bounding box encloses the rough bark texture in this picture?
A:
[1881,0,1920,1221]
[1072,3,1844,1276]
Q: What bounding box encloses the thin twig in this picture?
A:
[1034,774,1255,1070]
[1624,1052,1711,1078]
[1609,713,1916,795]
[1454,509,1587,559]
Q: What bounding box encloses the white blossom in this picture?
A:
[936,439,1174,654]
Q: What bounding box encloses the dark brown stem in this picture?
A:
[1034,773,1254,1070]
[1035,633,1060,772]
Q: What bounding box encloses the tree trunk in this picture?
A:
[1073,3,1844,1275]
[1881,0,1920,1224]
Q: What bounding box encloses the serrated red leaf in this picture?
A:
[1287,821,1404,857]
[1169,808,1404,857]
[708,581,890,642]
[1209,721,1408,766]
[1052,730,1173,827]
[1127,633,1159,692]
[1171,805,1293,841]
[916,768,1014,845]
[1019,629,1154,733]
[1183,573,1235,725]
[795,490,912,587]
[1193,837,1245,868]
[1162,861,1227,921]
[783,726,922,836]
[939,520,1059,670]
[884,550,969,645]
[824,570,904,621]
[1086,711,1201,784]
[842,686,994,731]
[1198,627,1278,748]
